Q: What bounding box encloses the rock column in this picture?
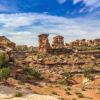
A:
[52,35,64,48]
[38,34,51,53]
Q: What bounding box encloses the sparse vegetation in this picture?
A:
[0,52,5,68]
[65,91,71,95]
[60,72,73,85]
[83,68,94,81]
[75,91,84,98]
[31,69,41,80]
[52,91,57,95]
[14,92,23,97]
[0,67,11,81]
[0,36,100,100]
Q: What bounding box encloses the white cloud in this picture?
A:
[73,0,99,5]
[73,0,100,13]
[0,13,36,28]
[83,0,99,6]
[8,32,38,46]
[57,0,66,4]
[73,0,81,4]
[0,13,99,46]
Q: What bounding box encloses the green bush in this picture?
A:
[0,68,11,80]
[31,69,41,80]
[23,66,42,81]
[25,75,33,80]
[0,52,5,68]
[14,92,23,97]
[64,72,73,80]
[83,68,94,81]
[60,72,73,85]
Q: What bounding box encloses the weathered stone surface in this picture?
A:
[47,48,74,55]
[70,39,100,46]
[73,74,84,84]
[38,34,51,53]
[0,36,15,49]
[52,35,64,48]
[41,70,50,80]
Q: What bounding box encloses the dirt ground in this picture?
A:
[0,76,99,100]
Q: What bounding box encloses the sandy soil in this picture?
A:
[0,77,100,100]
[0,85,59,100]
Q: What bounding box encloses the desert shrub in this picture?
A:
[65,91,71,95]
[23,65,42,81]
[31,69,41,80]
[0,67,11,80]
[23,64,30,72]
[25,75,33,80]
[0,52,5,68]
[60,72,73,85]
[52,56,58,62]
[64,87,71,95]
[39,58,45,64]
[64,72,73,80]
[83,68,94,80]
[66,86,71,91]
[75,91,84,98]
[52,91,57,95]
[14,92,23,97]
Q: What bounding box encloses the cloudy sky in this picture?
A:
[0,0,100,46]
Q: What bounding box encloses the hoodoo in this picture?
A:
[38,34,51,53]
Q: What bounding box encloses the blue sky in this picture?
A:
[0,0,100,46]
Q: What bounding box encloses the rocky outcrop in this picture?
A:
[70,39,100,46]
[38,34,51,53]
[0,36,15,49]
[52,35,64,48]
[47,48,74,55]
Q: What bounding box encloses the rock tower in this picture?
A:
[52,35,64,48]
[38,34,51,53]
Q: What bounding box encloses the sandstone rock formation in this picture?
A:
[71,39,100,46]
[52,35,64,48]
[38,34,51,53]
[0,36,15,49]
